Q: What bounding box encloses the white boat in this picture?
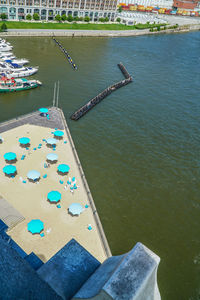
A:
[0,38,10,45]
[0,54,15,61]
[0,40,11,46]
[0,45,13,52]
[0,67,38,78]
[3,58,29,66]
[0,61,38,77]
[0,52,14,58]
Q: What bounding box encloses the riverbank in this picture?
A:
[0,23,199,37]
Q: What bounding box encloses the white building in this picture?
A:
[0,0,117,21]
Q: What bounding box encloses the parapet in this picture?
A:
[73,242,161,300]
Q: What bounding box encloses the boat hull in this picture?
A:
[0,83,40,93]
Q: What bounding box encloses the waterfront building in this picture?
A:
[119,0,173,9]
[0,0,117,21]
[173,0,199,9]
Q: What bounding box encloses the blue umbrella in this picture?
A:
[3,165,17,175]
[46,153,58,162]
[4,152,16,161]
[47,191,61,203]
[57,164,70,174]
[39,108,48,113]
[46,138,57,145]
[68,203,83,216]
[27,219,44,234]
[19,137,30,145]
[27,170,40,181]
[54,130,64,137]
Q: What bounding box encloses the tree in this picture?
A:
[33,13,40,20]
[26,14,32,20]
[79,16,83,21]
[55,14,61,22]
[118,6,123,13]
[73,16,79,21]
[99,17,105,22]
[1,23,7,32]
[61,14,67,21]
[67,14,73,22]
[0,13,7,20]
[105,17,109,22]
[116,17,121,22]
[84,16,90,22]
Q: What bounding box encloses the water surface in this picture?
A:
[1,32,200,300]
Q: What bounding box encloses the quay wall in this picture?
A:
[0,24,200,37]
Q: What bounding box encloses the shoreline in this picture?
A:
[0,24,199,37]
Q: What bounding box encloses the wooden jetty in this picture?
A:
[70,63,132,121]
[52,37,77,70]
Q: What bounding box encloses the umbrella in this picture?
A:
[27,170,40,181]
[68,203,83,216]
[46,138,57,145]
[27,219,44,234]
[4,152,16,161]
[19,137,30,145]
[46,153,58,162]
[3,165,17,175]
[47,191,61,203]
[57,164,70,174]
[39,108,48,113]
[54,130,64,137]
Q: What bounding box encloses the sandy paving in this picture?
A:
[0,124,107,263]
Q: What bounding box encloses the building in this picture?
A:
[0,0,117,21]
[119,0,173,9]
[173,0,199,9]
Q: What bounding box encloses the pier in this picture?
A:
[52,37,77,70]
[0,107,110,262]
[70,63,132,121]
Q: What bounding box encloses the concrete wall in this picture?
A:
[73,242,161,300]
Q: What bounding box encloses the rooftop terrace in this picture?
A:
[0,107,110,263]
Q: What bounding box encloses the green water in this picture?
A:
[1,33,200,300]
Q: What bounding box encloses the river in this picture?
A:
[1,32,200,300]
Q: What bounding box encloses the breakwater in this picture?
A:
[52,37,77,70]
[70,63,132,120]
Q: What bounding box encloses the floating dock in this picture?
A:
[70,63,132,121]
[52,37,77,70]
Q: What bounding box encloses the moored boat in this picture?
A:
[0,62,38,77]
[0,76,42,93]
[4,58,29,66]
[0,45,13,52]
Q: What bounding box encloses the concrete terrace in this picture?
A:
[0,107,111,263]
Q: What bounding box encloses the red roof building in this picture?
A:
[173,0,199,9]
